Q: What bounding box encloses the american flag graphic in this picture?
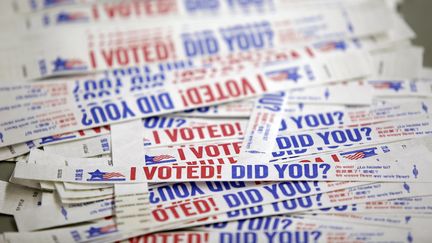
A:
[65,59,85,68]
[103,172,125,179]
[265,67,301,82]
[340,147,378,160]
[44,0,73,6]
[98,225,117,233]
[52,57,87,72]
[57,11,88,23]
[145,154,176,165]
[266,71,289,81]
[87,224,117,238]
[314,41,346,52]
[153,155,174,162]
[370,81,403,91]
[343,151,366,160]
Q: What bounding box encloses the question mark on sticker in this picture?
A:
[315,193,322,207]
[333,111,344,125]
[279,119,287,131]
[313,181,321,191]
[176,119,187,127]
[319,163,331,179]
[81,112,93,126]
[360,127,372,140]
[282,219,292,230]
[311,231,322,243]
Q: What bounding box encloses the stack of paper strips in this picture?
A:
[1,0,432,242]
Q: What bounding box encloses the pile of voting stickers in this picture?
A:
[2,0,432,242]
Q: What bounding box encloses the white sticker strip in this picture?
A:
[0,181,41,215]
[370,47,423,79]
[54,182,113,201]
[148,181,264,205]
[271,115,432,159]
[280,100,431,133]
[176,99,255,118]
[0,125,110,160]
[27,149,112,167]
[145,181,365,227]
[306,195,432,215]
[3,217,119,243]
[23,0,388,32]
[44,134,111,158]
[284,81,373,105]
[296,213,411,228]
[120,228,410,243]
[238,91,289,164]
[114,183,152,232]
[368,79,432,97]
[194,215,406,232]
[14,197,114,231]
[16,5,385,79]
[13,141,432,183]
[177,182,432,231]
[0,52,371,148]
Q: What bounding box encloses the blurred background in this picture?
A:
[0,0,431,234]
[400,0,432,67]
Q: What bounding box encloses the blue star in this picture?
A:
[405,216,411,223]
[52,57,66,71]
[334,41,346,50]
[389,82,403,91]
[88,169,105,180]
[57,13,70,22]
[287,68,301,82]
[87,227,102,237]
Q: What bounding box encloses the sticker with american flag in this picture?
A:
[339,147,378,160]
[265,67,302,82]
[86,224,117,238]
[86,169,126,181]
[145,154,177,165]
[369,81,403,91]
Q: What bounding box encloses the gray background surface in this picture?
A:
[400,0,432,67]
[0,0,431,233]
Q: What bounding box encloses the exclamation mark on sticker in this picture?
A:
[204,232,209,243]
[216,165,222,179]
[179,90,189,107]
[313,181,321,191]
[208,197,219,211]
[331,154,340,163]
[235,122,243,136]
[130,167,136,181]
[316,194,322,207]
